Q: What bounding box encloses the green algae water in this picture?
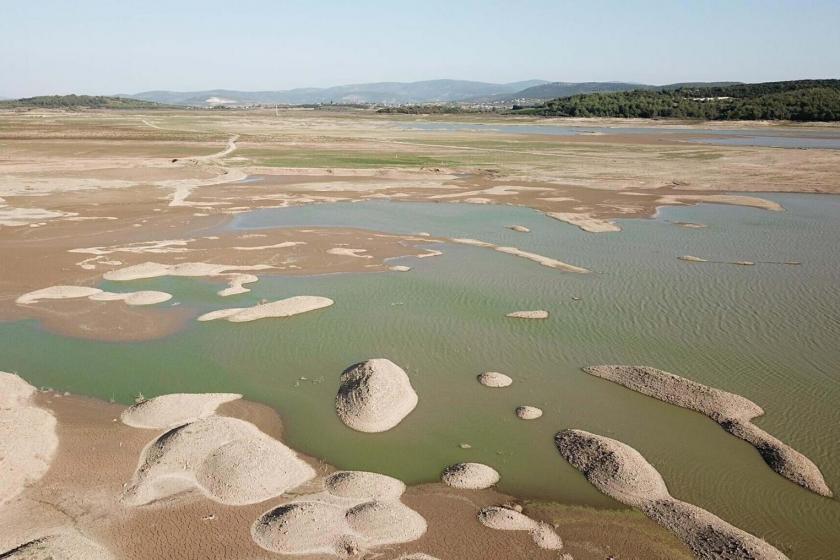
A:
[2,195,838,559]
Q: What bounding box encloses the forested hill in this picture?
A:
[0,95,165,109]
[518,80,840,121]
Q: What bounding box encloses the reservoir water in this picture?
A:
[2,195,838,558]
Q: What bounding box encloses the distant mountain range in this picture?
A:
[3,80,750,108]
[120,79,550,106]
[121,79,746,106]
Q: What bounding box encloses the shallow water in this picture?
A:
[395,121,840,149]
[3,195,839,558]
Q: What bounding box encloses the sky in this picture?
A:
[1,0,839,98]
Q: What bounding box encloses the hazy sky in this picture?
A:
[2,0,838,97]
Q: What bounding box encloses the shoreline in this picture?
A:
[0,376,692,559]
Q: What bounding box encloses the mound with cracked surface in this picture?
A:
[0,372,58,506]
[252,470,426,558]
[441,462,500,490]
[122,415,314,506]
[335,359,418,432]
[0,532,113,560]
[120,393,242,429]
[556,429,789,560]
[478,506,564,551]
[198,295,334,322]
[584,365,831,497]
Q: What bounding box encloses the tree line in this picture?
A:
[516,80,840,121]
[0,95,163,109]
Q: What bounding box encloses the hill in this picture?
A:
[517,80,840,121]
[0,95,165,109]
[477,81,743,103]
[124,80,549,106]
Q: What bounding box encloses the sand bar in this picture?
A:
[450,238,589,273]
[584,365,832,497]
[657,194,783,212]
[506,310,549,319]
[198,295,334,322]
[556,429,789,560]
[545,212,621,233]
[16,285,172,306]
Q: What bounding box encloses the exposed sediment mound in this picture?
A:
[450,238,589,273]
[479,506,537,530]
[477,371,513,388]
[657,194,783,213]
[0,372,58,506]
[555,429,668,508]
[252,469,426,558]
[103,261,273,282]
[104,261,274,298]
[345,500,426,545]
[120,393,242,429]
[325,470,406,501]
[122,415,314,506]
[674,222,708,229]
[16,286,171,306]
[335,359,418,433]
[506,310,549,319]
[509,225,530,232]
[478,506,564,551]
[0,532,113,560]
[555,429,789,560]
[545,212,621,233]
[252,501,350,556]
[16,286,103,304]
[217,273,259,296]
[515,405,543,420]
[583,365,832,497]
[197,295,334,322]
[88,290,172,305]
[441,462,500,489]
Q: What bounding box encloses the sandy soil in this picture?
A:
[0,387,693,560]
[3,108,836,342]
[1,216,441,340]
